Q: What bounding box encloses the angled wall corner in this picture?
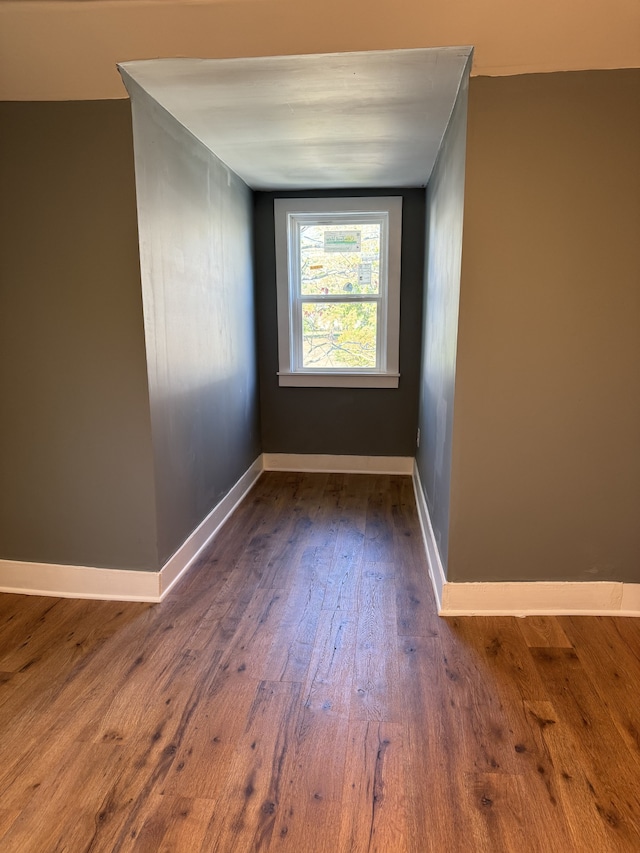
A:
[415,57,472,584]
[120,71,262,567]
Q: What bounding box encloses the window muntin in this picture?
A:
[275,197,402,389]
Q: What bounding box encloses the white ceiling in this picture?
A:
[119,48,472,190]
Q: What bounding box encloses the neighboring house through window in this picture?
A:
[274,197,402,387]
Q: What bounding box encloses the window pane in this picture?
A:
[300,223,381,296]
[302,302,377,369]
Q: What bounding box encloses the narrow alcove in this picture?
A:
[118,48,471,602]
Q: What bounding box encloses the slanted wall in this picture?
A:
[416,70,470,576]
[126,83,261,566]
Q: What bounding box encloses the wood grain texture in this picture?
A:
[269,700,349,851]
[0,472,638,852]
[198,681,301,852]
[516,615,573,648]
[338,721,408,852]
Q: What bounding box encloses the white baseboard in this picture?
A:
[412,460,446,612]
[441,580,640,617]
[263,453,413,475]
[411,460,640,617]
[0,561,161,602]
[159,455,263,598]
[0,456,263,603]
[620,582,640,615]
[4,454,637,616]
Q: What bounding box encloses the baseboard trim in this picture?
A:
[440,580,640,617]
[4,453,637,615]
[263,453,414,475]
[620,582,640,615]
[411,460,639,618]
[159,455,263,598]
[0,456,263,603]
[0,561,161,602]
[411,460,446,612]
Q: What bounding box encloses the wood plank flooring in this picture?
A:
[0,471,639,852]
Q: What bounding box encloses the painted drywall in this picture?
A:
[126,82,261,565]
[1,0,639,100]
[117,49,472,190]
[449,69,640,583]
[415,71,469,574]
[254,189,425,456]
[2,67,637,586]
[0,101,160,570]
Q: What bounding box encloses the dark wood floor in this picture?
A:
[0,472,639,852]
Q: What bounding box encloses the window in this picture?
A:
[274,197,402,388]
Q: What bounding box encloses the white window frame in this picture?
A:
[274,197,402,388]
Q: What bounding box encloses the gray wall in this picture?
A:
[0,101,159,570]
[3,68,637,586]
[449,69,640,583]
[128,88,261,565]
[416,74,469,574]
[254,189,425,456]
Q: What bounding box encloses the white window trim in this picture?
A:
[274,197,402,389]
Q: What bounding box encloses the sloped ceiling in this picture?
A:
[119,48,472,190]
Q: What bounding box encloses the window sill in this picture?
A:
[277,372,400,389]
